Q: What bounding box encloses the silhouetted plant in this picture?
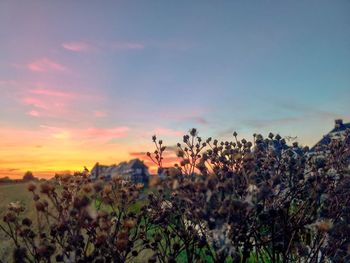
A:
[1,128,349,262]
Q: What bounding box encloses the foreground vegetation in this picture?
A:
[1,129,349,262]
[0,183,35,262]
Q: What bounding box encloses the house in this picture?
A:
[309,119,350,154]
[306,119,350,173]
[90,159,149,185]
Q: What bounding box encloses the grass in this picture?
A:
[0,182,34,262]
[0,183,248,263]
[0,182,153,262]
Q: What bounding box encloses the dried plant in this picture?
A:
[1,128,349,262]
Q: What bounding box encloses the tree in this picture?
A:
[22,171,35,181]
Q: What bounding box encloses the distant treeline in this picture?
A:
[0,177,28,184]
[0,171,45,184]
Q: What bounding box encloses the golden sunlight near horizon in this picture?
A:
[0,126,133,179]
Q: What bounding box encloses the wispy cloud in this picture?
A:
[1,80,102,120]
[62,40,144,53]
[22,96,50,109]
[29,88,76,98]
[22,91,74,118]
[62,41,94,52]
[61,39,195,54]
[26,110,40,117]
[129,151,148,158]
[39,125,130,141]
[27,58,67,72]
[0,168,20,173]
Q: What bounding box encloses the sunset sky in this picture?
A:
[1,1,350,178]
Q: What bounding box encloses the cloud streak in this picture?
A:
[29,88,77,98]
[62,41,94,52]
[27,58,67,72]
[26,110,40,117]
[62,40,145,53]
[1,80,103,120]
[39,125,130,141]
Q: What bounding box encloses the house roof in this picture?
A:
[91,163,109,171]
[127,159,148,169]
[310,119,350,152]
[91,159,148,176]
[330,121,350,133]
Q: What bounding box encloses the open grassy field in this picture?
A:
[0,182,35,262]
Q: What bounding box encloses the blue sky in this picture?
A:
[0,1,349,177]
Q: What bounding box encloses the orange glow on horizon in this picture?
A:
[0,125,181,179]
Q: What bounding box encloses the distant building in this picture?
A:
[306,119,350,174]
[90,159,149,185]
[309,119,350,154]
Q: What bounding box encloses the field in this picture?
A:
[0,182,152,263]
[0,182,260,263]
[0,183,35,262]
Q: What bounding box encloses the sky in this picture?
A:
[0,1,349,178]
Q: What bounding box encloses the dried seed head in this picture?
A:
[93,181,104,193]
[103,184,113,195]
[135,183,144,190]
[22,218,32,227]
[116,239,128,251]
[35,201,46,212]
[124,219,137,229]
[40,182,54,194]
[3,212,17,223]
[315,220,333,233]
[82,183,93,194]
[27,183,37,192]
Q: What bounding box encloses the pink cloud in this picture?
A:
[61,40,145,52]
[27,110,40,117]
[22,97,49,109]
[1,79,106,121]
[62,41,93,52]
[30,88,76,98]
[27,58,66,72]
[39,125,129,141]
[20,86,86,118]
[21,92,72,118]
